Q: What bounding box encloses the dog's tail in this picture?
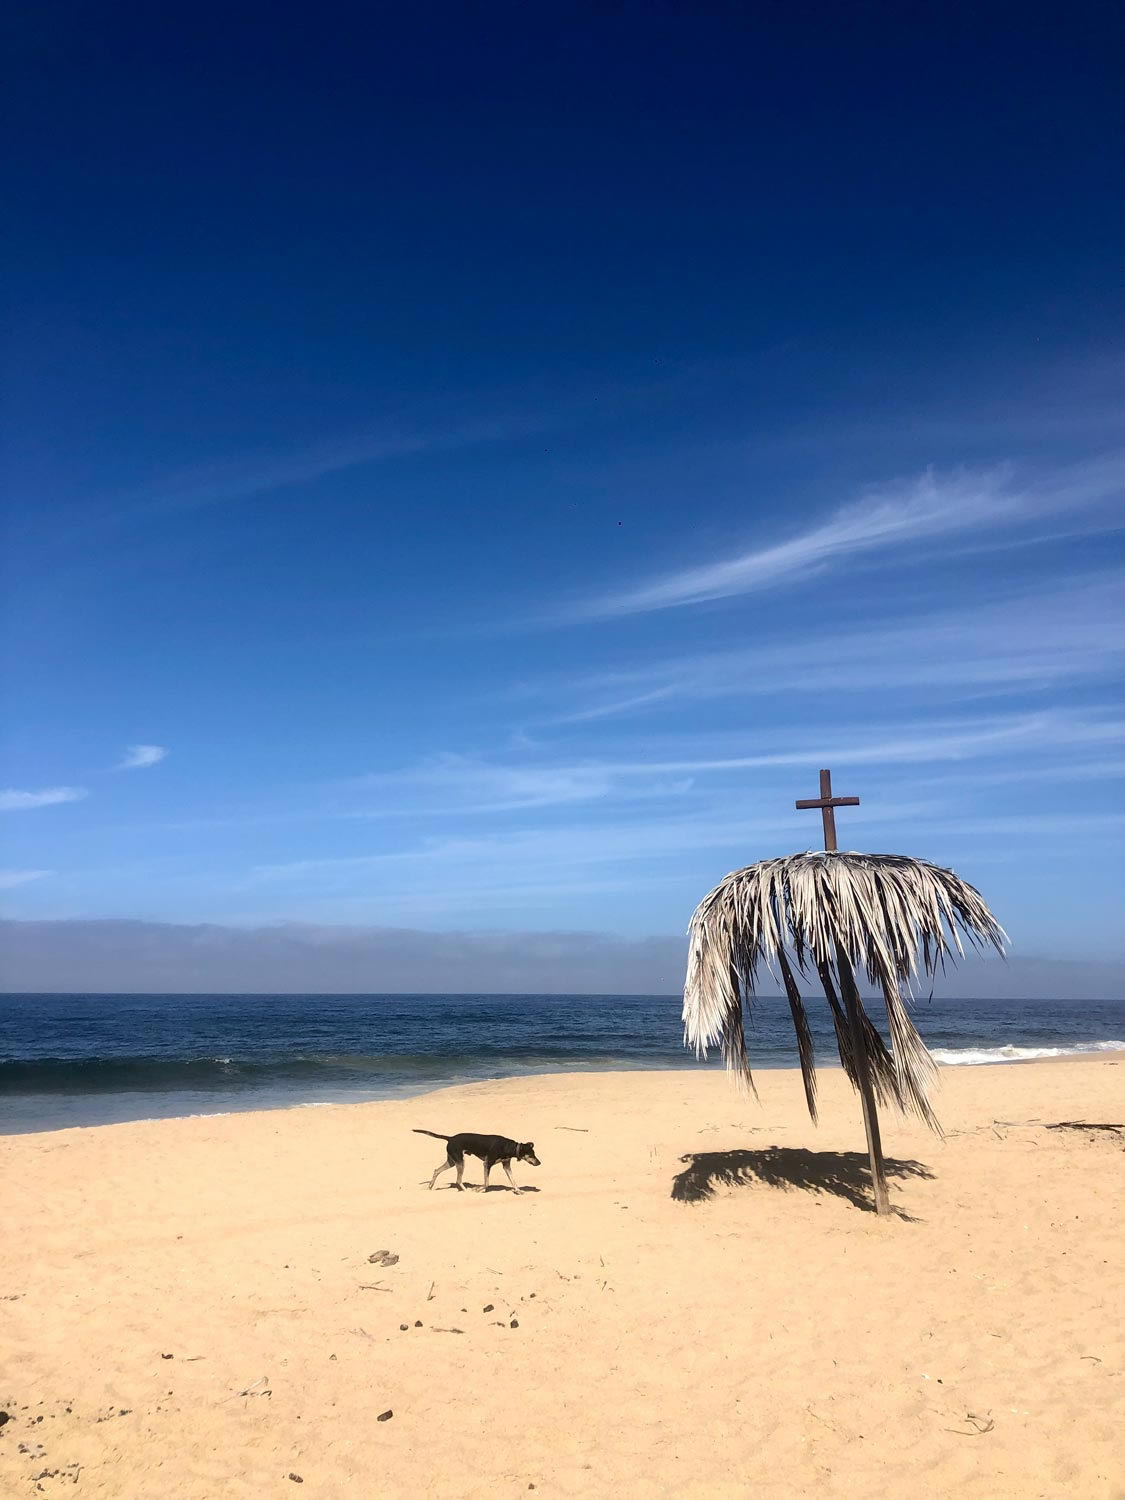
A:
[412,1129,449,1141]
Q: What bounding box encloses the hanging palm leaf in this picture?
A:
[683,848,1006,1213]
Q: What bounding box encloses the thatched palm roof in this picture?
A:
[683,851,1007,1133]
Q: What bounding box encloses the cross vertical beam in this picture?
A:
[795,769,860,852]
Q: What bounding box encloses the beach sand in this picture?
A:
[1,1059,1121,1499]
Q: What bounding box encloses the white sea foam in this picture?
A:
[931,1040,1125,1066]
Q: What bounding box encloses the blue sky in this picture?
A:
[2,3,1123,962]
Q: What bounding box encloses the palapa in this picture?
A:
[682,773,1006,1214]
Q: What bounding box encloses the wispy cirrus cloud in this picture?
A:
[117,744,169,770]
[107,425,501,524]
[0,787,87,812]
[545,573,1124,722]
[11,410,556,554]
[69,398,587,540]
[272,707,1124,922]
[569,454,1124,620]
[0,869,52,889]
[247,802,1125,925]
[345,754,693,815]
[250,802,926,887]
[338,709,1124,818]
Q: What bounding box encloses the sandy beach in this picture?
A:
[1,1058,1121,1499]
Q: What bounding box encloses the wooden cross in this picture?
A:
[795,769,859,852]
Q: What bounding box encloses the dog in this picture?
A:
[413,1129,541,1193]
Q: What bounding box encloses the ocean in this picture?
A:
[1,990,1122,1135]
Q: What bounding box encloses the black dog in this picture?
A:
[414,1129,541,1194]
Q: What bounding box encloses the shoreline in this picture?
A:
[3,1045,1121,1138]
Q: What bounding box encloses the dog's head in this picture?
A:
[517,1142,541,1167]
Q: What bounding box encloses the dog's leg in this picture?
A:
[429,1155,455,1190]
[481,1159,492,1192]
[502,1161,522,1194]
[454,1158,465,1191]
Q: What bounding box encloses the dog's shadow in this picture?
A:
[426,1183,542,1194]
[671,1146,932,1217]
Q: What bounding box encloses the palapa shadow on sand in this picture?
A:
[671,1145,933,1216]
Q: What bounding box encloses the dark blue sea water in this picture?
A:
[1,991,1122,1134]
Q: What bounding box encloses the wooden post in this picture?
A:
[835,944,891,1215]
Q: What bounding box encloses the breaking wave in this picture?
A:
[931,1040,1125,1066]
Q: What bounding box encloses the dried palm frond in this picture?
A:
[683,850,1006,1134]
